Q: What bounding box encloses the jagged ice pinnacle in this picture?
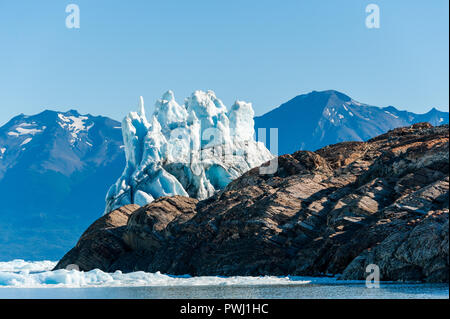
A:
[105,90,274,213]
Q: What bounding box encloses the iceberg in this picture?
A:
[0,260,57,273]
[105,90,274,213]
[0,259,309,288]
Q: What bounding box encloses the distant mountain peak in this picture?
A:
[302,89,352,101]
[0,108,126,260]
[0,108,124,176]
[255,90,449,155]
[426,107,443,113]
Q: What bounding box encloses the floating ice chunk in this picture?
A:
[0,269,313,288]
[0,260,57,273]
[0,260,313,288]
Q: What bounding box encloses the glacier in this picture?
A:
[105,90,274,213]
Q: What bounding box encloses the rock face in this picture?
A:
[56,123,449,282]
[105,91,273,214]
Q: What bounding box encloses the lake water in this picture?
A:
[1,283,449,299]
[0,260,448,299]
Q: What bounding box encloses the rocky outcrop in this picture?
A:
[56,123,449,282]
[54,204,139,271]
[341,210,448,282]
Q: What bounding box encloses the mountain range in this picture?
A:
[255,90,449,155]
[0,110,125,260]
[0,90,448,260]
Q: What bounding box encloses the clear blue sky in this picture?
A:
[0,0,448,125]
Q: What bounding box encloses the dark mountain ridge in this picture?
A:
[0,109,125,260]
[254,90,449,155]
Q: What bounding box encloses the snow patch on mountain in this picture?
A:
[384,110,399,119]
[105,90,274,213]
[20,138,32,146]
[57,114,93,144]
[7,123,46,137]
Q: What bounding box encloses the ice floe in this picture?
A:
[0,260,314,288]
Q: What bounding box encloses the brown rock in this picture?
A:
[56,124,449,282]
[123,196,198,251]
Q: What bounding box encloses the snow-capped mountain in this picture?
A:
[0,110,125,260]
[105,91,273,213]
[254,90,449,155]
